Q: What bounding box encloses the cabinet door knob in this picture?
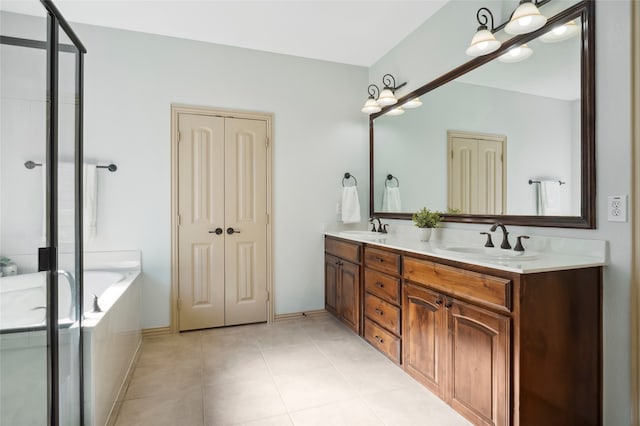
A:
[375,282,384,288]
[375,308,384,316]
[435,298,443,305]
[374,335,384,344]
[445,301,453,309]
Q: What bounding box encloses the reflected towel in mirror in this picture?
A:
[381,187,402,212]
[341,186,361,223]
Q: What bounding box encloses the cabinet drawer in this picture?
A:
[403,256,511,312]
[365,293,401,335]
[364,319,401,364]
[365,269,401,305]
[364,247,401,276]
[325,238,361,263]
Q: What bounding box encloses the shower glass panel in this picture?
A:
[0,1,86,424]
[58,32,82,425]
[0,4,49,424]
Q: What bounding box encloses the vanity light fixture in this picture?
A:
[467,0,551,57]
[361,74,407,114]
[377,74,407,106]
[386,106,405,116]
[498,43,533,63]
[505,0,547,35]
[466,7,502,57]
[403,97,422,109]
[361,84,382,114]
[539,20,579,43]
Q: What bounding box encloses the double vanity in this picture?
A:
[324,227,605,426]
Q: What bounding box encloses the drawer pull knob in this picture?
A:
[376,282,384,288]
[375,257,384,263]
[375,308,384,316]
[374,335,384,344]
[435,298,443,305]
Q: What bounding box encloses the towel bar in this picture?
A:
[528,179,565,185]
[25,160,118,172]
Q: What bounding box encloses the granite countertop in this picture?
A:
[324,229,607,274]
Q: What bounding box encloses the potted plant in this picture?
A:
[412,207,442,241]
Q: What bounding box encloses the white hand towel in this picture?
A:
[341,186,361,224]
[57,163,76,243]
[541,181,561,215]
[84,164,97,240]
[381,187,402,212]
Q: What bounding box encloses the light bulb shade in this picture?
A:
[540,20,579,43]
[498,44,533,63]
[403,97,422,109]
[466,28,502,56]
[386,107,404,116]
[361,97,381,114]
[377,88,397,106]
[505,1,547,35]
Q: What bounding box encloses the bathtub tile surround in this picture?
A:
[113,315,471,426]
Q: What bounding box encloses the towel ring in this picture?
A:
[342,172,357,187]
[385,174,399,188]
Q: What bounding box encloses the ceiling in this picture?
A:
[0,0,448,67]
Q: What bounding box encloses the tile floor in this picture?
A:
[114,314,471,426]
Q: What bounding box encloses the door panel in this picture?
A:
[448,300,510,426]
[325,255,339,314]
[449,137,477,214]
[478,140,504,215]
[224,118,268,325]
[178,114,225,331]
[339,261,360,333]
[403,283,447,398]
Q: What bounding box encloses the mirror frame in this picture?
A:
[369,0,595,228]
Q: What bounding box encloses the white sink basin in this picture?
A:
[338,230,386,241]
[435,246,538,261]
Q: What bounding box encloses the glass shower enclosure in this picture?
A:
[0,0,86,424]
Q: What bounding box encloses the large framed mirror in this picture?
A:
[370,0,595,228]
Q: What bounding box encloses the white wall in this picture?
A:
[0,12,370,327]
[371,0,633,423]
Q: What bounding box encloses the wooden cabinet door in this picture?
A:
[324,254,339,315]
[338,260,360,333]
[403,283,447,398]
[448,299,510,426]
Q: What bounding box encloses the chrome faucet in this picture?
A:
[490,222,511,249]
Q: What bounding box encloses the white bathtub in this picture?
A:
[0,267,141,426]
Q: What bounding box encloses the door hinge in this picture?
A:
[266,213,269,225]
[451,150,454,159]
[177,214,181,226]
[177,131,181,143]
[266,291,270,302]
[266,137,269,148]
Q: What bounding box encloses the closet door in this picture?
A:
[224,118,268,326]
[178,114,226,330]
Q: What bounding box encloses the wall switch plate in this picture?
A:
[607,195,627,222]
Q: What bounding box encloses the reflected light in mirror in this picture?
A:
[498,44,533,63]
[403,97,422,108]
[386,106,405,116]
[540,20,579,43]
[505,1,547,35]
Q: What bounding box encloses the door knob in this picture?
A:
[226,227,241,235]
[209,228,223,235]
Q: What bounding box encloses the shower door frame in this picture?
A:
[0,1,86,424]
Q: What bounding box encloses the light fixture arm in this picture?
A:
[476,7,496,31]
[382,73,407,91]
[367,84,380,99]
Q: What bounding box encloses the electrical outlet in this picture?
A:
[607,195,627,222]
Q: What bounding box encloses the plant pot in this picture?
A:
[417,227,432,242]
